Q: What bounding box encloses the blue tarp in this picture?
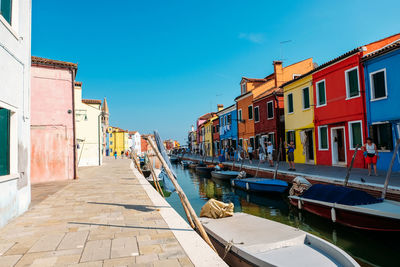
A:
[302,184,382,206]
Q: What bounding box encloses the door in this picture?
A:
[306,130,314,162]
[331,127,346,165]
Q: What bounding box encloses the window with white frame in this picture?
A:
[316,80,326,107]
[293,74,301,79]
[345,67,360,99]
[267,101,274,119]
[241,83,247,94]
[238,109,242,122]
[302,87,310,109]
[318,126,329,150]
[286,131,296,146]
[248,105,253,120]
[370,69,387,100]
[267,132,275,146]
[254,106,259,122]
[349,121,363,149]
[227,114,232,124]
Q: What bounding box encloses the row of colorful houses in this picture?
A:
[189,33,400,171]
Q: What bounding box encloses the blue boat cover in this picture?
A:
[302,184,382,206]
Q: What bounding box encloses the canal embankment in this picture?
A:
[182,155,400,201]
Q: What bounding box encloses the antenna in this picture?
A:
[280,40,292,61]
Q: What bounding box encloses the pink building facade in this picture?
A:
[30,57,77,183]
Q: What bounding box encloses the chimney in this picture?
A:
[217,104,224,111]
[273,61,283,88]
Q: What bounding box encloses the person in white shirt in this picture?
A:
[267,141,274,167]
[247,145,254,164]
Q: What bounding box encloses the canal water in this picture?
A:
[164,163,398,267]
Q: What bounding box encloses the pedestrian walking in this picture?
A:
[363,137,379,176]
[267,141,274,167]
[286,141,296,171]
[248,145,254,164]
[120,150,124,158]
[114,151,117,159]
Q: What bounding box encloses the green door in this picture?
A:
[0,108,10,176]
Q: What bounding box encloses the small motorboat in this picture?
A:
[289,183,400,231]
[169,156,179,164]
[188,162,197,169]
[232,178,288,193]
[196,165,215,176]
[200,212,359,267]
[211,170,240,180]
[180,160,192,168]
[141,169,151,178]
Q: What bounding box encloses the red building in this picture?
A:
[253,90,284,158]
[313,34,400,168]
[212,116,220,156]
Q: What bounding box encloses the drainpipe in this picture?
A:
[273,91,283,161]
[71,68,78,179]
[359,54,368,168]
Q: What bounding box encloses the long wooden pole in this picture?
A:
[273,140,283,180]
[132,152,143,176]
[382,139,400,199]
[146,137,216,251]
[344,145,359,187]
[146,159,164,197]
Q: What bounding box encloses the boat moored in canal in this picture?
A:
[196,165,215,176]
[232,177,288,193]
[200,212,359,267]
[289,183,400,231]
[180,160,192,168]
[211,170,240,180]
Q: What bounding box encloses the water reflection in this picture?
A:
[166,164,399,267]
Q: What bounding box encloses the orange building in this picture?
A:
[235,59,314,150]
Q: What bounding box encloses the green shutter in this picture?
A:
[288,94,293,113]
[372,71,386,99]
[0,0,12,24]
[320,127,328,149]
[318,82,326,105]
[254,107,259,121]
[0,108,10,176]
[351,122,362,148]
[347,69,359,97]
[248,106,253,120]
[303,87,310,109]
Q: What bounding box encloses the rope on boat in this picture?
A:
[223,239,244,259]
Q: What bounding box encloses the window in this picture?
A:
[302,87,310,109]
[287,93,294,114]
[255,135,260,149]
[249,137,255,148]
[227,114,232,124]
[370,123,393,151]
[241,83,247,94]
[239,138,243,148]
[349,121,363,149]
[370,69,387,100]
[267,132,275,146]
[248,105,253,120]
[286,131,296,146]
[238,109,242,122]
[110,149,113,152]
[0,108,10,176]
[316,80,326,107]
[318,126,328,150]
[254,106,259,122]
[293,74,301,79]
[110,133,112,137]
[267,101,274,119]
[0,0,12,24]
[345,67,360,98]
[110,141,113,145]
[224,116,227,126]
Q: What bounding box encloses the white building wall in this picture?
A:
[0,0,32,228]
[74,87,103,167]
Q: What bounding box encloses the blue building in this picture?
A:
[217,104,238,149]
[362,42,400,171]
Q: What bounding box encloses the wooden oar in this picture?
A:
[382,139,400,199]
[344,145,359,187]
[145,136,214,251]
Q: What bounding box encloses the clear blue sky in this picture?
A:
[32,0,400,143]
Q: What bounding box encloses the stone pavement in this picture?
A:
[0,158,196,267]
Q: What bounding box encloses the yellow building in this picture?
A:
[203,118,214,157]
[109,127,128,156]
[282,73,317,164]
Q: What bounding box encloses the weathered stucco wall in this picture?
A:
[0,0,32,228]
[30,65,75,183]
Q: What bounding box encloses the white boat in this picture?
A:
[200,212,359,267]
